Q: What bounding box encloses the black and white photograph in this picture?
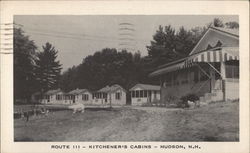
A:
[12,15,240,142]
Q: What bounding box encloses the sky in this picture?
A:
[14,15,238,71]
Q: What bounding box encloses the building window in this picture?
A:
[101,93,107,99]
[56,94,63,100]
[139,90,143,97]
[82,94,89,101]
[215,40,223,47]
[154,91,157,99]
[143,90,148,97]
[206,44,212,50]
[115,92,121,100]
[135,90,139,98]
[225,61,239,79]
[148,91,152,97]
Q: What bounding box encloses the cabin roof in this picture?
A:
[98,84,125,93]
[130,84,160,91]
[44,89,62,95]
[68,88,89,95]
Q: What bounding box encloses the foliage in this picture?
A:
[213,18,224,27]
[59,48,158,92]
[35,42,62,92]
[14,28,38,102]
[225,22,239,29]
[146,25,207,68]
[180,94,200,108]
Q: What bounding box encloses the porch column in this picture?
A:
[220,61,226,79]
[220,61,226,100]
[209,64,216,92]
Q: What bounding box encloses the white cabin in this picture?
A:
[67,88,93,105]
[92,84,126,106]
[130,84,160,106]
[41,89,65,104]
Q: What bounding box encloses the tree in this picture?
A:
[146,25,203,68]
[213,18,224,27]
[225,21,239,29]
[175,26,195,56]
[147,25,180,67]
[35,42,62,92]
[14,28,38,102]
[59,48,154,92]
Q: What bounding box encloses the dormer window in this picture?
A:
[215,40,223,47]
[206,44,212,50]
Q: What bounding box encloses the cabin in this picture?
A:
[30,91,42,103]
[67,88,93,104]
[129,84,160,106]
[149,27,239,103]
[92,84,126,106]
[41,89,65,104]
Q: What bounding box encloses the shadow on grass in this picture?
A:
[85,107,119,112]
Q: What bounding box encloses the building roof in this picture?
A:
[98,84,126,93]
[45,89,63,95]
[211,27,239,37]
[149,61,185,77]
[68,88,89,95]
[130,84,160,91]
[189,26,239,55]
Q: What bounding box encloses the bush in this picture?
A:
[180,94,200,108]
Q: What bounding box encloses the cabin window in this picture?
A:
[143,90,148,97]
[82,94,89,101]
[148,91,152,97]
[56,95,63,100]
[153,91,157,99]
[139,90,143,97]
[115,92,121,100]
[135,90,139,98]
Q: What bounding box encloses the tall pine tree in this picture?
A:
[14,28,38,103]
[36,42,62,92]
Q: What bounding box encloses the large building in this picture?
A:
[150,27,239,102]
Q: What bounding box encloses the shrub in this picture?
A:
[180,94,200,108]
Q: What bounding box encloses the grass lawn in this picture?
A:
[14,101,239,141]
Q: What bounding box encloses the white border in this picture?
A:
[0,1,249,153]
